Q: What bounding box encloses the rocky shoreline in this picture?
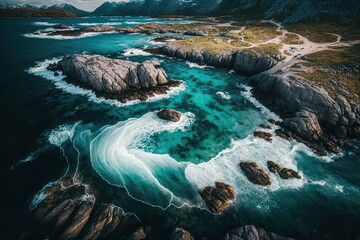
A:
[26,172,293,240]
[131,23,359,156]
[159,44,283,75]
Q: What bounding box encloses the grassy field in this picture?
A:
[286,19,360,43]
[299,44,360,101]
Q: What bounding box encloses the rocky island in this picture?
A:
[48,54,181,103]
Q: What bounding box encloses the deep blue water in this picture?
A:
[0,17,360,239]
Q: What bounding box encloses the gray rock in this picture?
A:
[233,51,282,76]
[250,73,360,141]
[281,110,322,140]
[57,55,170,94]
[222,225,294,240]
[160,44,281,76]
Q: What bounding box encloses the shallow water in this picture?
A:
[0,16,360,240]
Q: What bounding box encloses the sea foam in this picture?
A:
[122,48,152,56]
[23,30,115,40]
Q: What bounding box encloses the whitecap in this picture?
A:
[335,185,344,192]
[122,48,152,56]
[77,22,122,26]
[48,123,79,147]
[32,21,58,26]
[27,58,186,107]
[125,21,141,24]
[216,91,232,100]
[311,180,327,186]
[185,61,207,69]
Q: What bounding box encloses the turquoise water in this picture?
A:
[1,16,360,239]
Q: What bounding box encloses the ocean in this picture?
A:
[0,16,359,239]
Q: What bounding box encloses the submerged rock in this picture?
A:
[260,123,271,129]
[53,24,70,30]
[157,109,181,122]
[200,182,235,213]
[170,228,194,240]
[254,131,273,142]
[240,162,271,186]
[222,225,295,240]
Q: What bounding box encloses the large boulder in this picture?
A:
[281,110,322,140]
[157,109,181,122]
[57,55,171,94]
[240,162,271,186]
[200,182,235,213]
[278,168,301,179]
[233,51,280,76]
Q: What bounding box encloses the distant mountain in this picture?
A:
[92,0,221,16]
[0,3,88,17]
[0,4,38,9]
[92,0,360,23]
[40,3,89,15]
[216,0,360,23]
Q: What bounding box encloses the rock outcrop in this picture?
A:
[267,161,301,180]
[31,181,140,240]
[233,51,281,76]
[250,73,360,142]
[200,182,235,213]
[222,225,294,240]
[157,109,181,122]
[170,228,194,240]
[54,54,180,102]
[267,161,282,174]
[160,44,282,76]
[183,29,208,36]
[254,131,273,142]
[47,25,115,37]
[240,162,271,186]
